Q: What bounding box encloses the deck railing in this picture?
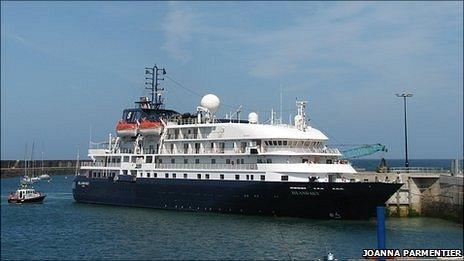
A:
[81,162,121,167]
[155,163,258,170]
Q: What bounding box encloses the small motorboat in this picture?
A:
[39,174,51,181]
[20,175,37,185]
[8,185,46,203]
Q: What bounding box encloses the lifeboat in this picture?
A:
[116,120,138,137]
[139,119,163,135]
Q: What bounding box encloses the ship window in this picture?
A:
[165,173,169,178]
[184,159,188,164]
[283,140,287,146]
[260,175,265,181]
[266,159,272,163]
[241,159,244,164]
[205,174,210,179]
[195,159,200,164]
[220,174,224,180]
[183,143,189,154]
[226,159,231,164]
[210,142,214,148]
[273,141,277,146]
[131,157,136,163]
[158,158,162,164]
[236,159,240,165]
[235,175,240,180]
[264,141,268,146]
[211,159,216,164]
[250,175,254,180]
[170,144,174,153]
[278,140,282,146]
[146,156,153,163]
[172,173,176,179]
[281,175,289,181]
[246,175,249,180]
[302,159,308,163]
[123,156,129,162]
[257,159,262,163]
[154,173,157,178]
[184,173,188,179]
[171,158,175,164]
[326,159,333,164]
[197,174,201,179]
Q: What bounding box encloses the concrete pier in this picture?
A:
[353,171,463,223]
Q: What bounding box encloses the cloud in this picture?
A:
[162,4,199,63]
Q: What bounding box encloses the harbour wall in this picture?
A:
[1,160,88,178]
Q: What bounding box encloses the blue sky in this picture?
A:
[1,2,462,160]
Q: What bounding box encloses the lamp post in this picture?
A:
[395,93,413,169]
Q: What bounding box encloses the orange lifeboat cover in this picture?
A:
[116,120,137,131]
[139,119,161,129]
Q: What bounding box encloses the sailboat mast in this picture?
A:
[30,141,35,177]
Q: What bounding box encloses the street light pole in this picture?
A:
[395,93,413,169]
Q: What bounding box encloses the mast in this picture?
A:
[30,141,35,178]
[145,65,167,109]
[41,152,44,175]
[75,146,80,176]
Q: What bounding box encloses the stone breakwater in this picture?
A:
[1,160,89,178]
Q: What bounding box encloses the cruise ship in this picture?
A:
[73,65,401,219]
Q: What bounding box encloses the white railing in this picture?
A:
[263,146,341,154]
[81,162,121,168]
[155,163,258,170]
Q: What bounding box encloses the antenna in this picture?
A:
[145,65,167,109]
[280,86,283,124]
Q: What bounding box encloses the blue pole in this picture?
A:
[377,206,386,250]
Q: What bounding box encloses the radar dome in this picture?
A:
[248,112,258,124]
[201,94,220,113]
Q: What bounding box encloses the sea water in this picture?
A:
[1,166,462,260]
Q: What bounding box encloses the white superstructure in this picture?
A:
[81,94,356,184]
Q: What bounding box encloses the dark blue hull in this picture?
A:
[72,176,401,219]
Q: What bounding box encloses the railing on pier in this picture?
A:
[388,167,450,174]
